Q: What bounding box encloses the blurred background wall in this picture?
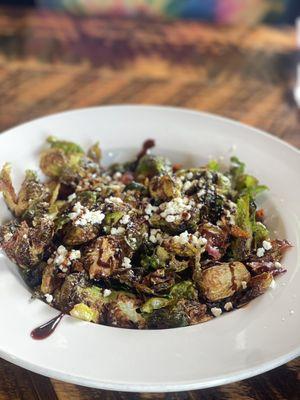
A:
[0,0,299,25]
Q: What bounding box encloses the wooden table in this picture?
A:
[0,6,299,400]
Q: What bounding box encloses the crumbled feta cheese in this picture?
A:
[149,229,163,244]
[68,193,76,202]
[211,307,222,317]
[174,230,189,245]
[113,172,122,180]
[103,289,112,297]
[270,279,276,289]
[122,257,132,269]
[59,265,68,273]
[274,261,282,269]
[182,181,192,192]
[224,302,233,311]
[262,240,272,251]
[120,214,130,225]
[241,281,247,289]
[69,202,84,220]
[44,294,53,304]
[165,215,176,223]
[160,197,192,221]
[199,237,207,245]
[53,245,68,266]
[69,249,81,260]
[256,247,265,257]
[197,189,206,198]
[75,209,105,226]
[145,203,158,216]
[3,232,13,242]
[105,196,123,204]
[172,231,207,250]
[111,227,125,235]
[186,172,193,180]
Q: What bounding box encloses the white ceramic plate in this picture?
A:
[0,106,299,392]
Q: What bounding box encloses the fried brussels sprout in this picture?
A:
[46,136,84,155]
[149,175,181,202]
[235,272,273,307]
[147,299,208,329]
[62,223,100,246]
[141,268,175,294]
[162,233,205,258]
[70,303,99,322]
[136,155,172,179]
[40,137,99,184]
[198,262,250,302]
[150,208,200,235]
[83,236,132,279]
[0,218,54,269]
[106,292,145,329]
[0,165,50,217]
[54,274,105,321]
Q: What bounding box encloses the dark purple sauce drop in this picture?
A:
[30,313,64,340]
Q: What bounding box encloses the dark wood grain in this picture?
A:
[0,6,299,400]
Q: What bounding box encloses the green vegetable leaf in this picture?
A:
[232,195,253,259]
[47,136,84,155]
[169,281,198,301]
[140,297,170,313]
[207,159,220,171]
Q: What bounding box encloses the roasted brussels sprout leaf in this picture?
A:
[0,137,290,329]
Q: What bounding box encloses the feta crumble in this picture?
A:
[182,181,193,192]
[241,281,247,289]
[274,261,282,269]
[120,214,130,225]
[69,249,81,260]
[67,193,76,202]
[111,227,125,235]
[122,257,132,269]
[105,196,123,204]
[270,279,276,289]
[160,197,192,222]
[145,203,158,216]
[44,294,53,303]
[149,229,163,244]
[3,232,13,242]
[75,209,105,226]
[256,247,265,258]
[103,289,112,297]
[224,302,233,311]
[262,240,272,251]
[211,307,222,317]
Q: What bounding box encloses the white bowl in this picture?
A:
[0,105,299,392]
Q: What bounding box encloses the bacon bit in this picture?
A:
[172,163,182,172]
[256,209,265,221]
[137,139,155,161]
[230,225,251,239]
[121,172,134,185]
